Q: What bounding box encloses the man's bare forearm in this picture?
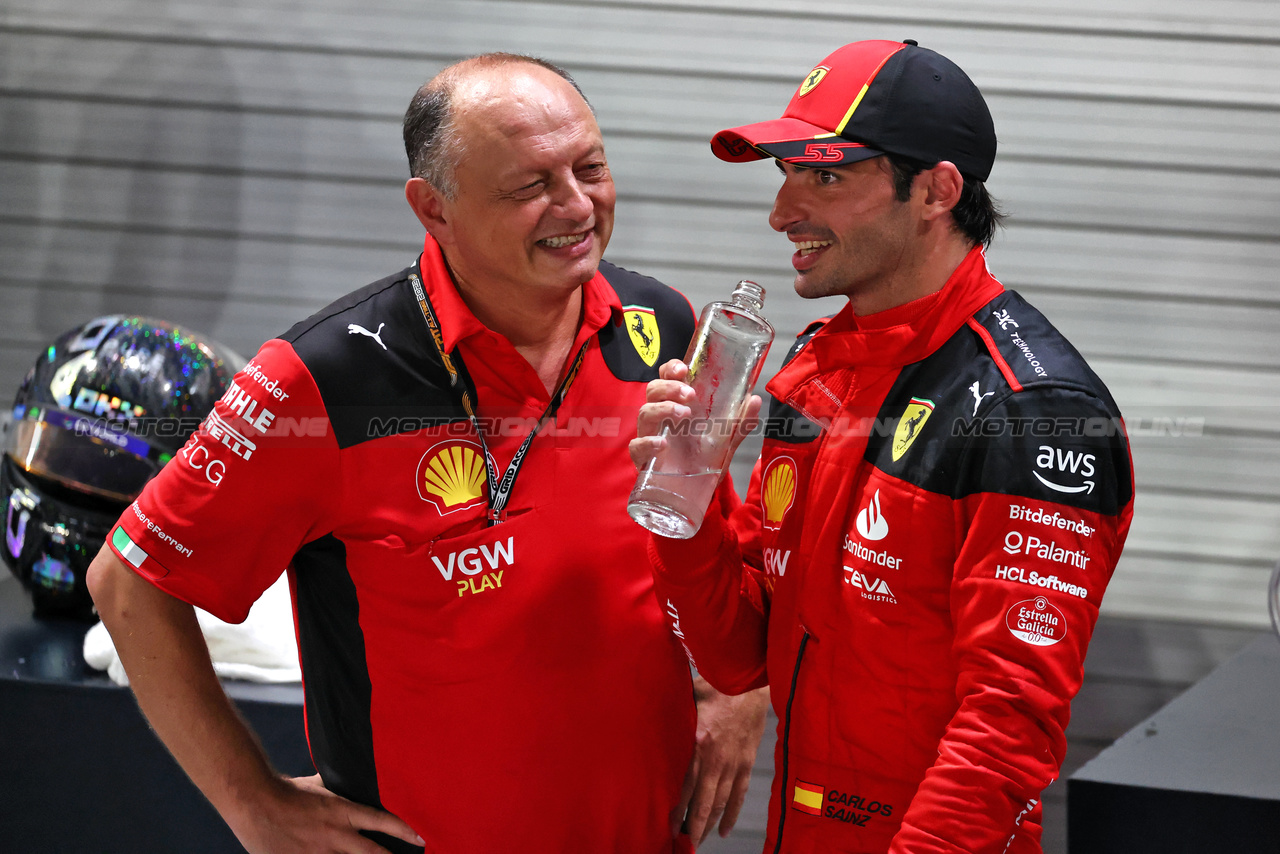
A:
[85,548,281,831]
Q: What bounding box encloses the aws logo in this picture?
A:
[417,440,487,514]
[1033,445,1097,495]
[761,456,798,530]
[623,305,660,366]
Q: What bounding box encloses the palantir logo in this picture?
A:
[855,489,889,541]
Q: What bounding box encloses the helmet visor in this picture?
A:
[4,408,164,503]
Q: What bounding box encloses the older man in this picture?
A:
[633,40,1134,853]
[88,53,766,854]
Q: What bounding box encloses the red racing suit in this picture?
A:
[651,248,1134,853]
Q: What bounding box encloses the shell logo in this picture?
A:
[416,440,487,514]
[761,456,798,530]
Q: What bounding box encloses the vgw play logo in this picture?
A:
[431,536,514,598]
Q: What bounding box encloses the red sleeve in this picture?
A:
[890,389,1134,852]
[108,339,338,623]
[648,461,772,695]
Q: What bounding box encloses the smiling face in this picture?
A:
[768,156,921,312]
[425,65,615,306]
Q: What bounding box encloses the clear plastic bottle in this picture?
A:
[628,280,774,538]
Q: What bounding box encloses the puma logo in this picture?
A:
[348,322,387,350]
[969,381,994,416]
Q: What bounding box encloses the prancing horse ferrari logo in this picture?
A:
[623,305,660,366]
[798,66,830,97]
[892,397,935,461]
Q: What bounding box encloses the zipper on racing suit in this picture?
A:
[772,626,811,854]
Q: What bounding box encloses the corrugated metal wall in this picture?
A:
[3,1,1278,626]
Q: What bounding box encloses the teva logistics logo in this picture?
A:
[844,568,897,604]
[855,489,888,541]
[761,456,798,530]
[417,440,487,514]
[892,397,934,461]
[622,305,660,366]
[1006,597,1067,647]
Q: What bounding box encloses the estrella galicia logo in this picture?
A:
[622,305,660,366]
[1006,597,1067,647]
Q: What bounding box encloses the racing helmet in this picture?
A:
[2,316,243,619]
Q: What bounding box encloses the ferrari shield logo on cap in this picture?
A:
[892,397,934,461]
[798,65,830,97]
[623,305,661,367]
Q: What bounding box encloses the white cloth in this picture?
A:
[83,572,301,686]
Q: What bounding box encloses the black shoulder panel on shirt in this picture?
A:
[280,266,467,449]
[765,316,832,444]
[596,260,698,382]
[291,534,382,810]
[864,291,1133,515]
[970,291,1104,391]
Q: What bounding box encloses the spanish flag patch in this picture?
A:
[792,779,824,815]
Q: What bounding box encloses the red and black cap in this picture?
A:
[711,40,997,181]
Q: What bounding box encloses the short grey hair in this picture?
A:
[402,53,591,200]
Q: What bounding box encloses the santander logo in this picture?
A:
[855,489,889,541]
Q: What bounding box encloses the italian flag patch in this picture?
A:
[111,526,149,569]
[792,779,824,815]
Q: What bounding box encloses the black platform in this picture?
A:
[0,575,312,853]
[1068,633,1280,853]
